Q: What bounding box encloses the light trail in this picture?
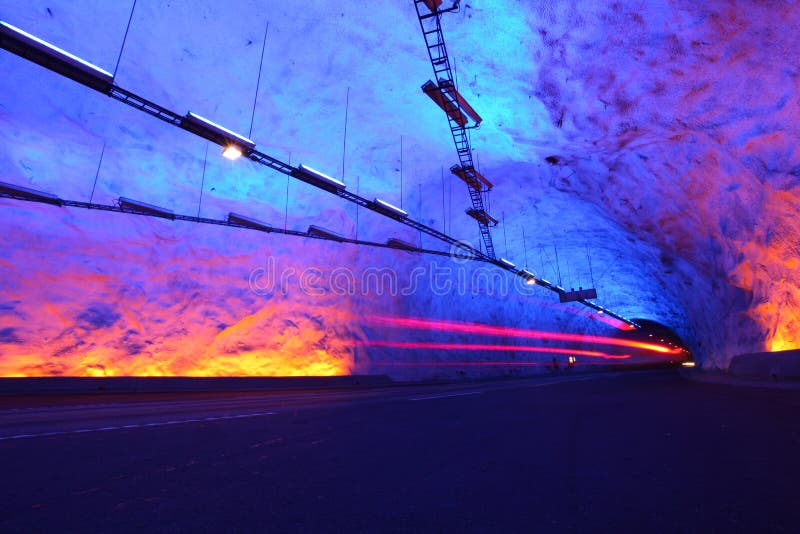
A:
[359,340,631,359]
[368,315,681,355]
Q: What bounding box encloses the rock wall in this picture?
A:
[1,0,797,374]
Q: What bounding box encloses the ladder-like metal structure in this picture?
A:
[413,0,497,259]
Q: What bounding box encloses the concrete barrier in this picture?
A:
[728,349,800,381]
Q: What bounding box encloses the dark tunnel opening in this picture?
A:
[622,318,692,364]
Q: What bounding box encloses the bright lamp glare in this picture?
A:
[222,145,243,160]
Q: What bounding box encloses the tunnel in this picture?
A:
[0,1,798,531]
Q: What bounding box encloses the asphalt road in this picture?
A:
[1,370,798,532]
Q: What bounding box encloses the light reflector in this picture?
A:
[182,112,255,151]
[498,258,515,268]
[227,212,271,231]
[308,224,344,241]
[0,20,113,91]
[0,180,62,206]
[387,237,417,251]
[438,79,483,125]
[118,197,175,219]
[450,164,493,191]
[422,0,443,12]
[372,198,408,218]
[296,164,346,192]
[421,80,468,127]
[466,208,498,226]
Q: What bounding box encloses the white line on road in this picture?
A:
[408,391,482,401]
[0,411,278,442]
[407,374,613,402]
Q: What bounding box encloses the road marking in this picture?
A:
[406,375,612,402]
[0,411,278,442]
[408,391,482,401]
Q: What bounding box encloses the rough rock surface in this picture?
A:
[1,1,797,375]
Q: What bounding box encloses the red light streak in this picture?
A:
[375,361,541,367]
[368,316,679,355]
[374,360,635,367]
[359,340,631,360]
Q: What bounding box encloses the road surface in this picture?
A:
[1,370,798,532]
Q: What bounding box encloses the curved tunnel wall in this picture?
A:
[0,0,797,375]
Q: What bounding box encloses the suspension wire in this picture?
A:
[538,246,545,279]
[565,251,572,289]
[502,211,508,257]
[587,244,596,287]
[418,183,423,247]
[400,135,403,210]
[341,86,350,181]
[554,245,563,287]
[113,0,138,78]
[89,141,106,205]
[522,226,529,269]
[448,165,452,235]
[355,174,360,240]
[248,20,270,139]
[441,167,446,233]
[197,143,208,219]
[284,151,291,231]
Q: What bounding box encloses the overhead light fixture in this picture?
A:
[182,112,255,154]
[0,20,114,91]
[296,164,346,192]
[372,198,408,218]
[438,80,483,125]
[519,269,536,285]
[465,208,498,226]
[559,287,598,303]
[387,237,418,251]
[221,145,243,160]
[308,224,344,242]
[0,180,62,206]
[118,197,175,220]
[422,0,443,12]
[227,212,271,231]
[421,80,468,127]
[498,258,515,268]
[450,164,493,191]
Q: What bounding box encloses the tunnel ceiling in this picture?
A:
[1,0,799,371]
